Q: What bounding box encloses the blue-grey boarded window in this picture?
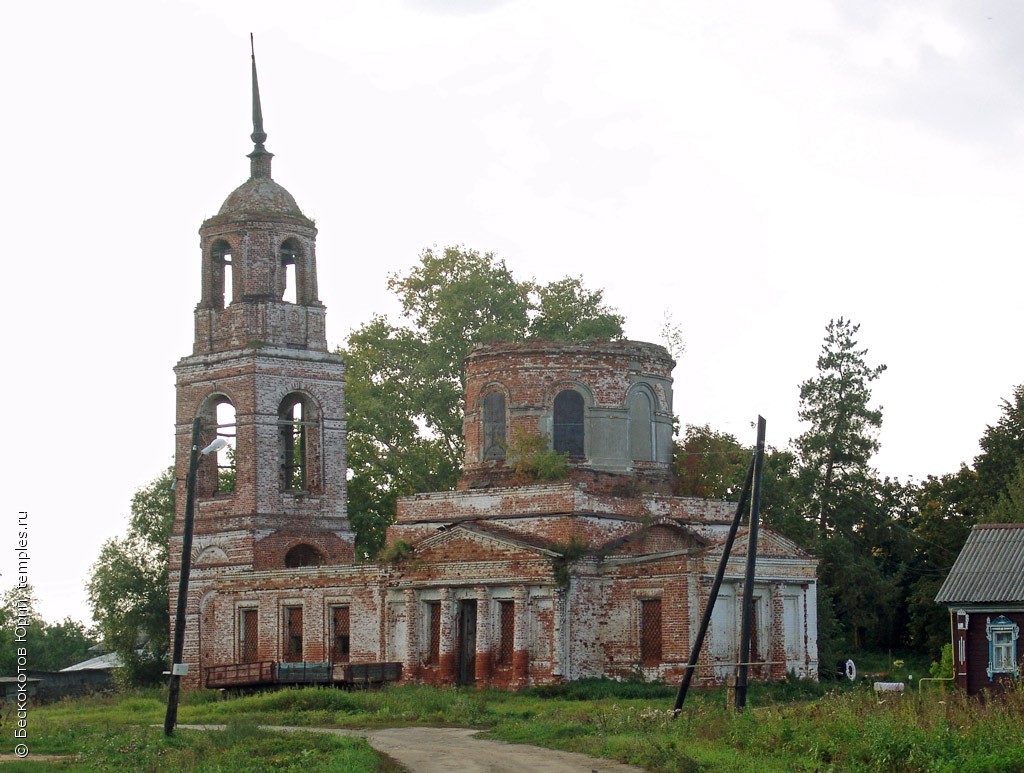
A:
[483,392,507,460]
[628,389,654,461]
[553,390,585,457]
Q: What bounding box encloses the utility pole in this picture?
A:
[734,416,766,711]
[673,452,755,715]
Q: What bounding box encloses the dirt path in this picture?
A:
[178,724,647,772]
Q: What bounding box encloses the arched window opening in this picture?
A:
[278,393,320,493]
[284,543,323,568]
[215,400,237,493]
[211,240,233,308]
[553,390,585,457]
[197,395,236,498]
[280,238,302,304]
[482,391,507,461]
[279,397,306,491]
[627,389,654,462]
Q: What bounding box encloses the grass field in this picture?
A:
[9,665,1024,772]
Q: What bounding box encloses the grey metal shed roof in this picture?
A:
[935,524,1024,604]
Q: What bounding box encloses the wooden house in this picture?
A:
[935,523,1024,695]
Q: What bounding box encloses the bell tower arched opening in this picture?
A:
[278,393,323,494]
[280,237,302,304]
[195,394,237,498]
[210,240,234,308]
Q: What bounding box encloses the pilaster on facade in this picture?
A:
[438,587,457,683]
[474,586,492,686]
[403,588,419,681]
[551,587,566,679]
[512,585,529,687]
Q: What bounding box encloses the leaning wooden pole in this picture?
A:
[673,454,756,715]
[734,415,766,711]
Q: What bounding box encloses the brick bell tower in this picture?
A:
[170,43,353,629]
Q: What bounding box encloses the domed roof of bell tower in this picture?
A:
[212,36,307,223]
[218,176,303,219]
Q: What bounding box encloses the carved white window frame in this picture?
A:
[986,615,1020,680]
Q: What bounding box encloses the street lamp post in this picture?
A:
[164,418,227,736]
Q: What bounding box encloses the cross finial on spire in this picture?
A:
[248,33,273,179]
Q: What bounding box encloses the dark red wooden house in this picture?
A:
[935,524,1024,695]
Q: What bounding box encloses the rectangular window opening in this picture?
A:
[426,603,441,666]
[284,606,303,663]
[640,598,662,667]
[239,608,258,664]
[497,601,514,665]
[332,606,351,663]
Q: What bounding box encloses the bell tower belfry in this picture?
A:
[172,43,353,581]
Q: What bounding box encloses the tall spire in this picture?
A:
[247,33,273,179]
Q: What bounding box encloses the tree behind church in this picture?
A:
[0,584,95,673]
[87,468,174,685]
[344,246,624,557]
[791,318,897,656]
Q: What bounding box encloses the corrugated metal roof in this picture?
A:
[935,524,1024,604]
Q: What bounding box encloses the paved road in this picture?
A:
[179,724,647,773]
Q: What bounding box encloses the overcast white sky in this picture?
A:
[3,0,1023,624]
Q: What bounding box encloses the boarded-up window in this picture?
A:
[640,599,662,666]
[711,590,738,667]
[553,390,584,457]
[284,607,303,663]
[426,603,441,665]
[782,595,802,660]
[239,608,258,664]
[332,606,351,663]
[497,601,514,665]
[482,392,507,460]
[627,389,654,461]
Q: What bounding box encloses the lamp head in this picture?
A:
[201,438,229,456]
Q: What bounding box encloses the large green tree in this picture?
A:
[672,425,812,546]
[902,468,979,655]
[983,460,1024,523]
[974,384,1024,516]
[673,425,750,500]
[87,467,175,685]
[344,246,625,556]
[791,319,896,653]
[0,584,95,673]
[900,386,1024,655]
[795,317,887,538]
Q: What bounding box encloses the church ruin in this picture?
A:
[169,53,818,690]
